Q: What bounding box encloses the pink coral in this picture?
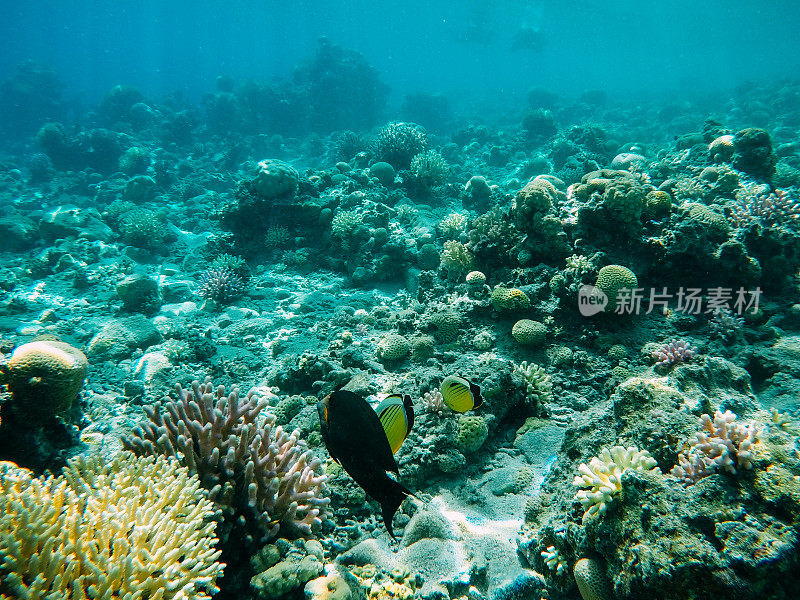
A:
[652,339,695,370]
[671,409,760,484]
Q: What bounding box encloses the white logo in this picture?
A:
[578,285,608,316]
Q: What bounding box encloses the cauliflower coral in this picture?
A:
[573,445,660,523]
[671,409,760,484]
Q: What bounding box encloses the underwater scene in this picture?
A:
[2,1,800,599]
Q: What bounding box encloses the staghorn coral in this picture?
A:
[671,409,760,484]
[123,378,329,542]
[0,452,223,600]
[573,445,660,523]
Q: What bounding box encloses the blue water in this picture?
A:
[2,0,799,114]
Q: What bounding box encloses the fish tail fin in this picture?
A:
[382,480,413,542]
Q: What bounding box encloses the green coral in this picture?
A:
[456,415,489,454]
[513,361,552,404]
[376,333,411,361]
[272,395,305,424]
[511,319,547,346]
[253,159,299,199]
[512,178,564,231]
[440,240,474,277]
[209,253,251,281]
[643,190,672,220]
[595,264,638,311]
[683,202,730,238]
[331,210,361,238]
[426,311,460,343]
[119,208,168,249]
[574,170,650,238]
[491,285,531,311]
[410,335,435,362]
[410,150,449,187]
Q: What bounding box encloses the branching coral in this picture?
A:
[0,453,223,600]
[513,361,553,405]
[671,409,760,484]
[421,389,445,414]
[651,340,695,370]
[573,445,660,523]
[123,378,329,542]
[440,240,474,277]
[730,187,800,227]
[541,545,568,576]
[197,267,247,305]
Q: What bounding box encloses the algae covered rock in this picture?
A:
[87,314,162,358]
[253,159,299,199]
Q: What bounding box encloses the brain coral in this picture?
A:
[7,340,88,423]
[253,159,299,199]
[573,558,613,600]
[491,285,531,311]
[512,319,547,346]
[595,265,637,311]
[376,333,411,361]
[0,452,223,600]
[456,415,489,454]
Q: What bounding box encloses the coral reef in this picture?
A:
[651,339,696,370]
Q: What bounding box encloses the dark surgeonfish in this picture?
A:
[375,393,414,454]
[318,390,414,541]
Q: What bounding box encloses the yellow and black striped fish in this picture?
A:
[440,375,484,412]
[376,394,415,453]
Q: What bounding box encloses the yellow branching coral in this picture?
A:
[573,445,660,523]
[0,452,223,600]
